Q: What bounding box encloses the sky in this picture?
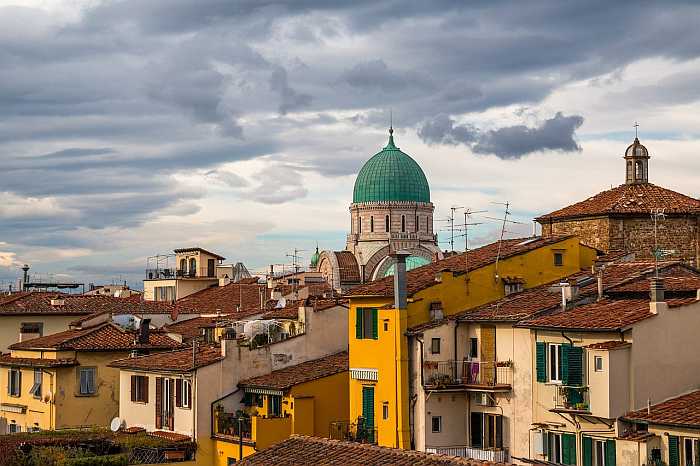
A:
[1,0,700,289]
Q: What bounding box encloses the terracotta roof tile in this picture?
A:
[0,354,78,368]
[164,316,226,341]
[239,435,507,466]
[176,282,270,316]
[617,431,656,442]
[536,183,700,221]
[347,236,576,298]
[335,251,361,283]
[147,430,192,442]
[239,351,348,391]
[623,390,700,428]
[585,340,632,350]
[173,247,225,260]
[109,345,223,372]
[9,323,182,351]
[261,298,347,320]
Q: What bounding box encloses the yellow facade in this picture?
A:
[212,371,348,465]
[348,237,597,449]
[0,349,129,432]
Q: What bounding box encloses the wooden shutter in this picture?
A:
[7,370,11,395]
[361,386,374,428]
[130,376,137,402]
[185,380,191,408]
[17,371,21,396]
[562,433,576,465]
[563,345,583,386]
[605,439,616,466]
[481,325,496,384]
[583,436,592,466]
[669,435,680,466]
[155,377,162,429]
[175,379,182,408]
[355,309,363,339]
[536,342,547,382]
[371,308,378,340]
[143,377,149,404]
[168,379,175,430]
[561,344,570,384]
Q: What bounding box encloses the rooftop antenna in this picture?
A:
[651,208,666,278]
[456,209,485,288]
[286,248,306,297]
[487,201,524,281]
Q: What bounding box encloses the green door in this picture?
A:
[361,386,375,442]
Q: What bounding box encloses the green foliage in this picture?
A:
[61,454,128,466]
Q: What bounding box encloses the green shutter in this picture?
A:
[605,439,616,466]
[562,433,576,465]
[371,308,378,340]
[669,435,680,466]
[566,346,584,386]
[536,342,547,382]
[583,436,592,466]
[356,308,363,339]
[561,344,571,384]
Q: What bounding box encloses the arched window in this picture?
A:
[385,215,390,233]
[358,217,361,234]
[189,258,196,277]
[415,215,419,232]
[401,215,406,233]
[179,258,186,273]
[370,216,374,233]
[635,160,643,179]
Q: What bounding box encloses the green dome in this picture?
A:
[353,129,430,203]
[310,246,320,268]
[380,255,431,278]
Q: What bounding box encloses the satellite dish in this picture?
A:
[110,417,124,432]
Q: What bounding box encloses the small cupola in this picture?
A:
[624,136,650,185]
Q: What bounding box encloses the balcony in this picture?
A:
[145,268,176,280]
[145,267,218,280]
[213,410,292,450]
[329,420,378,445]
[552,385,590,413]
[213,410,252,441]
[426,446,509,463]
[422,360,512,391]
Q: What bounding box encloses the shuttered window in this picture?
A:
[605,439,616,466]
[536,342,547,382]
[8,369,21,397]
[355,308,378,339]
[131,375,148,403]
[669,435,680,466]
[563,345,584,386]
[583,436,593,466]
[562,433,576,465]
[78,367,96,395]
[155,377,163,429]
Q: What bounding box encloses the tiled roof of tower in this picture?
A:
[346,236,577,298]
[109,345,223,372]
[622,390,700,428]
[334,251,361,283]
[9,322,182,351]
[239,435,507,466]
[176,281,271,315]
[173,247,225,260]
[536,183,700,221]
[238,351,348,391]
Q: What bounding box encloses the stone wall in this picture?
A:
[540,215,699,264]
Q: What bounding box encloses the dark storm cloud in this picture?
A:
[1,0,700,258]
[419,113,584,159]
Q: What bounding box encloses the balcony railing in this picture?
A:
[213,411,252,440]
[145,267,218,279]
[329,420,378,444]
[553,385,590,412]
[145,268,176,280]
[422,360,512,389]
[426,446,509,463]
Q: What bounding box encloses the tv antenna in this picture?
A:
[487,201,524,281]
[286,248,306,296]
[651,208,668,278]
[438,206,465,252]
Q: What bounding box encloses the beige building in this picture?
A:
[144,247,226,301]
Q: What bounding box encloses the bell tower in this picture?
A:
[624,127,650,184]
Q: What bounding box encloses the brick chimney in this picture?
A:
[138,318,151,344]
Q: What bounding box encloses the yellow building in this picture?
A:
[0,321,181,433]
[345,235,598,449]
[144,247,226,301]
[212,351,349,465]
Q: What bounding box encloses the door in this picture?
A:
[471,412,483,448]
[480,325,496,384]
[207,259,215,277]
[161,378,174,430]
[361,386,375,442]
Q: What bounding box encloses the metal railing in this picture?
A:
[422,360,512,388]
[553,385,590,412]
[214,412,252,440]
[145,267,218,279]
[145,268,176,279]
[426,446,509,463]
[329,420,378,444]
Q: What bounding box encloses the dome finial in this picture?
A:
[634,121,640,141]
[386,109,397,149]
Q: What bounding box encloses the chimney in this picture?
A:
[393,250,411,310]
[650,278,664,303]
[138,318,151,344]
[267,265,274,289]
[597,267,604,301]
[21,264,30,291]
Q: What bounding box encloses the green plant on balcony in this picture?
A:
[426,373,452,387]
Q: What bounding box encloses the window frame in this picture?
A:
[594,439,607,466]
[30,368,42,399]
[594,355,604,372]
[20,322,43,336]
[554,252,564,267]
[133,375,148,403]
[549,343,562,383]
[469,337,478,359]
[683,437,700,466]
[77,367,97,396]
[181,379,192,409]
[8,369,21,397]
[430,338,441,354]
[382,402,389,420]
[431,415,442,433]
[8,422,20,433]
[549,432,563,464]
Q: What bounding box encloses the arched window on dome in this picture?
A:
[385,215,390,233]
[635,160,643,180]
[401,215,406,233]
[370,216,374,233]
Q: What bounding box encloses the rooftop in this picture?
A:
[536,183,700,222]
[173,247,225,260]
[347,236,578,298]
[0,354,78,368]
[239,435,506,466]
[109,345,223,372]
[585,340,632,350]
[163,316,225,341]
[9,322,182,352]
[176,280,271,315]
[623,390,700,428]
[239,351,348,391]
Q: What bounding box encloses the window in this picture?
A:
[78,367,96,395]
[358,217,361,234]
[635,160,643,179]
[382,402,389,420]
[594,356,604,372]
[131,375,148,403]
[549,344,562,382]
[20,322,43,336]
[594,439,606,466]
[431,416,442,433]
[684,438,700,466]
[431,338,441,354]
[385,215,390,232]
[383,321,388,332]
[415,215,418,232]
[554,252,564,267]
[370,216,374,233]
[179,258,186,273]
[154,286,175,302]
[549,432,563,463]
[584,437,615,466]
[176,379,191,409]
[355,308,378,340]
[8,422,20,433]
[268,395,282,417]
[30,369,41,399]
[401,215,406,233]
[188,258,196,276]
[469,338,478,359]
[505,282,523,295]
[471,413,503,449]
[8,369,21,397]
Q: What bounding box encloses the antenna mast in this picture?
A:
[651,208,666,278]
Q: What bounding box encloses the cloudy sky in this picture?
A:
[2,0,700,289]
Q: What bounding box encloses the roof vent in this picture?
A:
[50,298,65,307]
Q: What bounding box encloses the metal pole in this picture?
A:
[238,417,243,459]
